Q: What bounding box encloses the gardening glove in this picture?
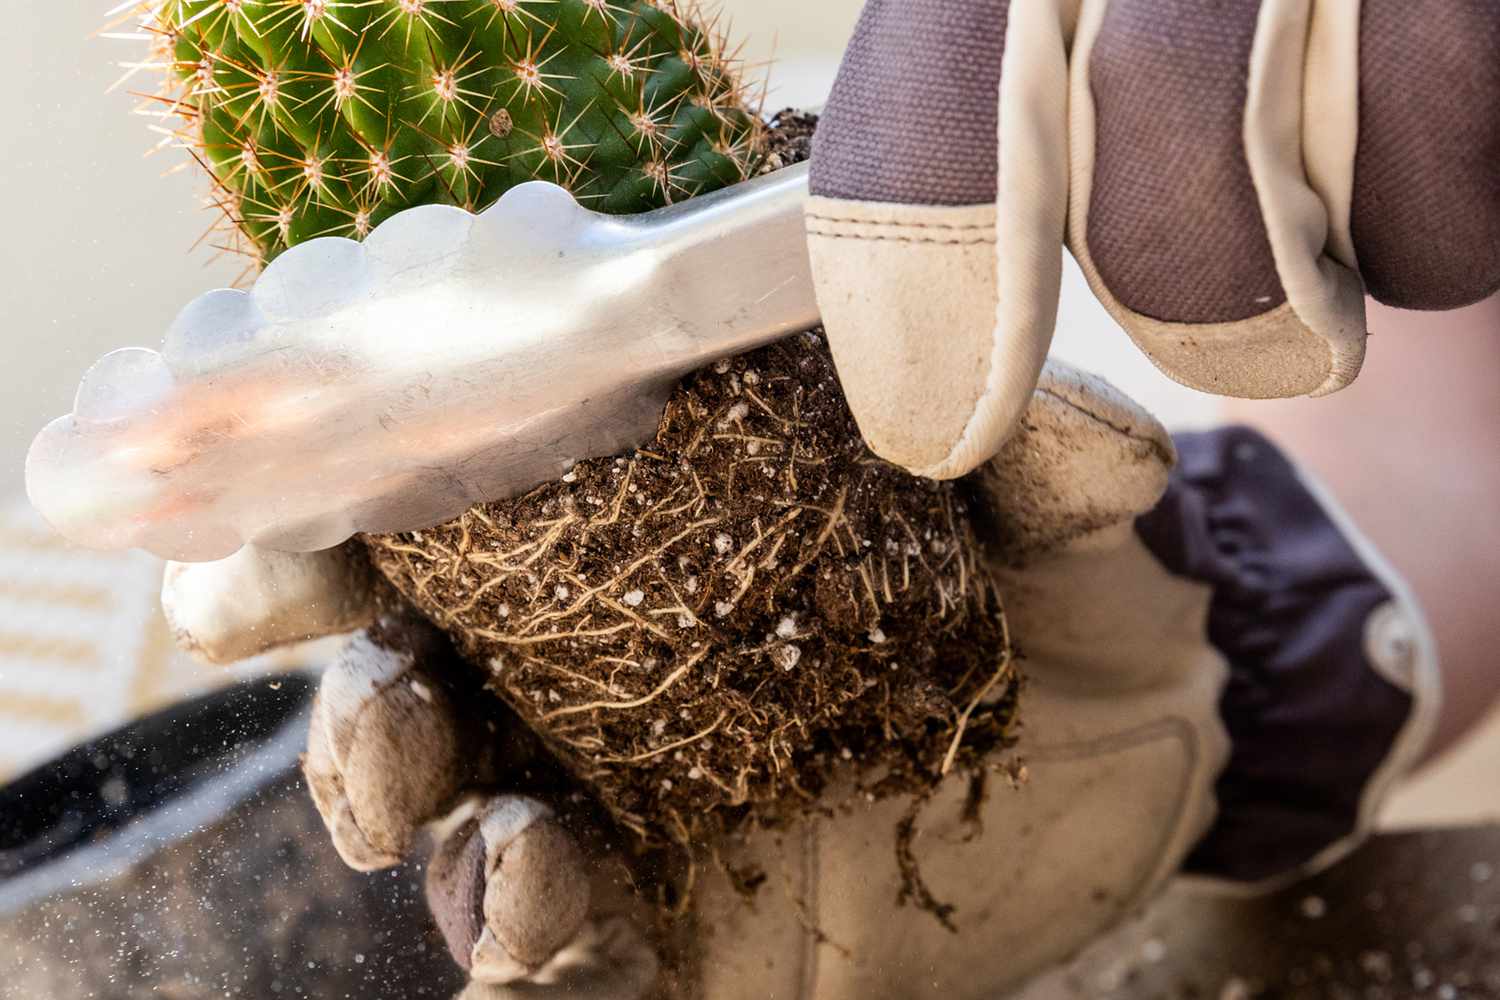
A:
[296,614,662,995]
[676,366,1439,1000]
[161,543,378,665]
[160,361,1437,999]
[807,0,1500,478]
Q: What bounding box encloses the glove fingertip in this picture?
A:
[427,796,593,984]
[807,198,1050,480]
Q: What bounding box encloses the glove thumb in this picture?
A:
[968,361,1175,568]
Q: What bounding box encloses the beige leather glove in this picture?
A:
[157,364,1210,997]
[683,364,1229,999]
[162,362,1435,999]
[411,362,1224,1000]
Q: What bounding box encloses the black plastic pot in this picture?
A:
[0,674,463,999]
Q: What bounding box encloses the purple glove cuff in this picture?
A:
[1137,427,1415,885]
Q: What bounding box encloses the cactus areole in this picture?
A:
[146,0,765,264]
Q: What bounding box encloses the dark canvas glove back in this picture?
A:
[1139,428,1440,891]
[1351,0,1500,309]
[809,0,1500,479]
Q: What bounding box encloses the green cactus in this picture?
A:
[133,0,764,264]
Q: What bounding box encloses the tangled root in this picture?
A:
[368,331,1017,848]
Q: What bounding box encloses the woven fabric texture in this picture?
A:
[811,0,1009,206]
[1352,0,1500,310]
[1085,0,1286,324]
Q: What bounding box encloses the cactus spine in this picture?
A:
[119,1,764,265]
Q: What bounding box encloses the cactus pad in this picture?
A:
[124,1,764,264]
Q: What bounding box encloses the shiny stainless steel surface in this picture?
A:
[27,163,817,562]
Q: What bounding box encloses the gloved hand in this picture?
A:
[162,363,1436,999]
[807,0,1500,478]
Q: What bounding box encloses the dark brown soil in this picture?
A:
[364,113,1018,852]
[757,109,818,175]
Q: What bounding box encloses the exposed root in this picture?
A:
[602,712,728,765]
[941,610,1015,777]
[896,795,958,934]
[541,650,706,722]
[369,333,1019,854]
[364,117,1021,931]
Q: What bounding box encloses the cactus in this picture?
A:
[123,0,764,264]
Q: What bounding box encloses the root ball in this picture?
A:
[367,332,1016,846]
